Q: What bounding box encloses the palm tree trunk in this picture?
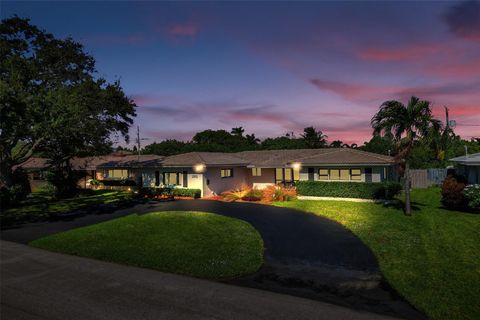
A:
[405,161,411,216]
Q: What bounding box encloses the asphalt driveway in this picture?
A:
[1,200,424,319]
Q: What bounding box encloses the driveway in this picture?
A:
[1,200,424,319]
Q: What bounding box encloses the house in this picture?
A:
[13,157,50,191]
[450,153,480,184]
[18,148,396,197]
[141,148,396,197]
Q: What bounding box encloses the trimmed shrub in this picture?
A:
[463,185,480,212]
[296,181,402,200]
[100,179,136,187]
[171,188,201,198]
[139,187,201,199]
[441,174,467,210]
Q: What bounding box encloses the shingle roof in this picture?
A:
[300,149,394,165]
[15,158,50,170]
[236,148,394,167]
[161,152,249,167]
[94,155,164,168]
[449,153,480,165]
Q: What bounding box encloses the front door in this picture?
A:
[365,168,373,183]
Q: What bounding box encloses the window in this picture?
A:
[163,172,183,185]
[319,169,329,180]
[293,168,300,181]
[221,168,233,178]
[275,168,299,184]
[252,168,262,177]
[330,169,340,180]
[351,169,361,181]
[107,169,129,179]
[340,169,350,180]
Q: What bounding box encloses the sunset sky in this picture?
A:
[2,1,479,145]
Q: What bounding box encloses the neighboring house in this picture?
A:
[450,153,480,184]
[18,148,396,197]
[13,157,50,191]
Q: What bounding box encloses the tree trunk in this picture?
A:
[404,161,411,216]
[0,158,13,189]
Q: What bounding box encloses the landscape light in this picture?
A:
[194,164,206,173]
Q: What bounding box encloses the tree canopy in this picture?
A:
[0,17,136,192]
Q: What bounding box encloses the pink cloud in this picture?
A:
[309,79,399,101]
[357,43,444,61]
[166,23,199,38]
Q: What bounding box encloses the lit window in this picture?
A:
[319,169,329,180]
[221,168,233,178]
[252,168,262,177]
[163,172,183,185]
[330,169,340,180]
[351,169,362,181]
[108,169,129,179]
[340,169,350,180]
[293,168,300,181]
[284,168,292,181]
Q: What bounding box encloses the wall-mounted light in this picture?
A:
[194,163,206,173]
[291,162,302,170]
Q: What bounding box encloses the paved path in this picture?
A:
[1,200,424,319]
[1,241,397,320]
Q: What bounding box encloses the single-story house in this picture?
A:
[18,148,397,197]
[141,148,396,197]
[450,153,480,184]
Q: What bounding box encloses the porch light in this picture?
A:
[194,163,206,173]
[291,162,302,170]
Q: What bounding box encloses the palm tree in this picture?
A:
[231,127,245,137]
[371,96,441,215]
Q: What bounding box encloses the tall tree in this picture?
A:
[231,127,245,137]
[301,126,327,148]
[0,17,135,194]
[371,96,440,215]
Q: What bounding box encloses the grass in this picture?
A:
[1,189,133,226]
[30,211,264,279]
[274,187,480,320]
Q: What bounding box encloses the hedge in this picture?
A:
[140,187,201,199]
[296,181,402,200]
[100,179,136,186]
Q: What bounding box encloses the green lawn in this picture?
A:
[30,211,264,279]
[274,187,480,320]
[1,190,133,226]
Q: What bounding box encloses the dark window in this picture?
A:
[155,171,160,186]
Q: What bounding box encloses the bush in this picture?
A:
[463,185,480,212]
[222,188,249,202]
[441,174,467,210]
[295,181,402,200]
[139,187,201,199]
[171,188,201,198]
[100,179,136,187]
[241,195,262,202]
[262,185,297,202]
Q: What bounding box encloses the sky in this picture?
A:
[2,1,480,146]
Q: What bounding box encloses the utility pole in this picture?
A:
[136,126,141,163]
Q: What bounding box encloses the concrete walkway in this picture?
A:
[0,241,397,320]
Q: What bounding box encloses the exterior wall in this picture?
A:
[248,168,275,189]
[458,165,480,184]
[203,167,250,197]
[142,168,205,196]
